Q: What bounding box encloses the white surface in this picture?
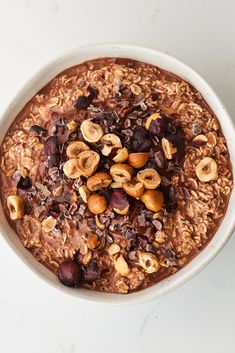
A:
[0,0,235,352]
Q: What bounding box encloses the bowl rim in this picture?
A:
[0,42,234,305]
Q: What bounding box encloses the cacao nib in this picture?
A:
[30,125,47,136]
[84,260,100,283]
[44,136,59,155]
[136,235,148,250]
[151,92,159,101]
[17,176,32,190]
[57,260,82,287]
[161,248,176,261]
[192,123,202,135]
[48,154,60,168]
[161,185,178,212]
[74,86,98,109]
[146,243,158,254]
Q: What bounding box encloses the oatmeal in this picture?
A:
[0,57,233,293]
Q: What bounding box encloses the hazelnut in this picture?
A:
[7,195,25,220]
[113,147,129,163]
[87,172,112,191]
[137,168,161,189]
[87,233,100,249]
[110,163,133,183]
[87,193,107,214]
[145,113,161,130]
[161,137,177,159]
[114,254,130,276]
[80,119,104,142]
[70,190,78,203]
[123,179,145,198]
[196,157,218,182]
[66,120,78,132]
[53,185,63,197]
[138,252,159,273]
[78,185,90,203]
[101,134,122,156]
[128,152,149,169]
[95,214,105,230]
[130,83,142,96]
[76,150,100,177]
[110,182,123,189]
[140,190,164,212]
[58,260,82,287]
[110,190,129,215]
[66,140,89,158]
[108,243,121,255]
[41,216,57,232]
[63,158,81,179]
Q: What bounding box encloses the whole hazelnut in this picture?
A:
[87,193,107,214]
[140,190,164,212]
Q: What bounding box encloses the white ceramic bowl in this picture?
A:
[0,44,234,305]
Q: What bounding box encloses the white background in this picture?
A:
[0,1,235,352]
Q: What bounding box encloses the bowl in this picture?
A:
[0,43,234,305]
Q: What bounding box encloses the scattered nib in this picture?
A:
[74,86,98,109]
[44,136,59,155]
[146,243,158,254]
[35,182,51,197]
[162,186,178,213]
[30,125,47,136]
[124,118,131,129]
[78,204,86,215]
[17,176,32,190]
[48,154,60,168]
[151,92,159,101]
[165,133,185,165]
[57,260,82,287]
[137,214,146,227]
[160,176,171,186]
[152,219,162,231]
[136,118,143,126]
[179,186,190,199]
[137,236,148,250]
[84,260,100,283]
[73,177,83,189]
[161,248,176,262]
[192,123,202,135]
[128,250,137,261]
[68,203,78,215]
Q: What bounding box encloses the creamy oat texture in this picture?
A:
[0,58,233,293]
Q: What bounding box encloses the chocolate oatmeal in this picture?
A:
[0,58,233,293]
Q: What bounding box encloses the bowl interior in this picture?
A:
[0,44,235,305]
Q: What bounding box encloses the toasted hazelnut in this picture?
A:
[123,179,145,198]
[145,113,161,130]
[66,141,89,158]
[87,233,100,249]
[70,190,78,203]
[110,190,129,215]
[130,84,142,96]
[95,214,105,230]
[87,193,107,214]
[108,243,121,255]
[137,168,161,189]
[67,120,78,132]
[63,158,81,179]
[114,254,130,276]
[87,172,112,191]
[80,119,104,142]
[193,134,208,143]
[110,163,133,183]
[110,182,123,189]
[53,185,63,197]
[141,190,164,212]
[161,137,177,160]
[78,185,90,203]
[41,216,57,233]
[113,147,129,163]
[196,157,218,182]
[7,195,24,220]
[128,152,149,169]
[76,150,100,177]
[101,134,122,156]
[138,252,159,274]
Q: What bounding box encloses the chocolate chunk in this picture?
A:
[132,127,152,152]
[48,154,60,168]
[17,176,32,190]
[151,92,159,101]
[57,260,82,287]
[74,86,98,109]
[84,260,100,283]
[44,136,59,155]
[30,125,47,136]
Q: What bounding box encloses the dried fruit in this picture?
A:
[7,195,25,220]
[141,190,164,212]
[196,157,218,182]
[87,172,112,191]
[80,120,104,142]
[87,233,100,249]
[17,176,32,190]
[66,120,78,132]
[110,190,129,215]
[114,254,130,276]
[78,185,90,203]
[74,87,97,109]
[132,127,152,152]
[101,134,122,156]
[76,150,100,177]
[63,158,81,179]
[137,168,161,189]
[123,179,145,198]
[110,163,133,183]
[161,137,177,160]
[66,141,89,158]
[44,136,59,155]
[41,216,57,232]
[30,125,47,136]
[87,193,107,214]
[108,243,121,255]
[113,147,129,163]
[138,252,159,273]
[58,260,82,287]
[128,152,149,168]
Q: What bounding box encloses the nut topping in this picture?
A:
[41,216,57,232]
[110,190,129,215]
[128,152,149,169]
[87,172,112,191]
[87,193,107,214]
[108,243,121,255]
[114,254,130,276]
[123,179,145,198]
[113,147,129,163]
[87,233,100,249]
[80,119,104,143]
[161,137,177,160]
[66,141,89,158]
[58,260,82,287]
[7,195,24,220]
[76,150,100,177]
[110,163,133,183]
[66,120,78,132]
[78,185,90,203]
[196,157,218,182]
[101,134,122,156]
[137,168,161,189]
[138,252,159,273]
[141,190,164,212]
[63,158,81,179]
